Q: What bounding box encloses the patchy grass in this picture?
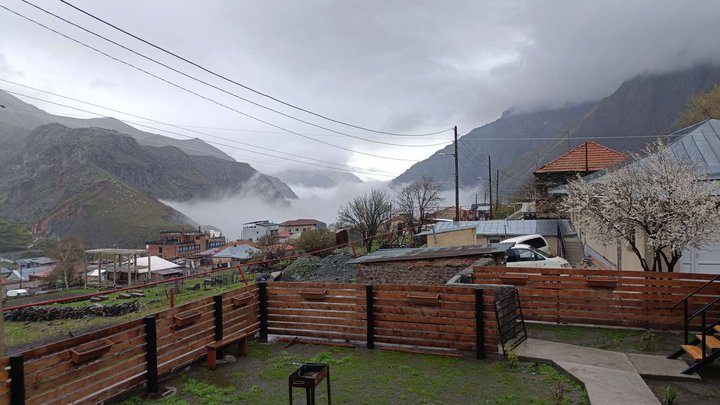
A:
[525,323,680,355]
[4,273,255,353]
[116,341,588,405]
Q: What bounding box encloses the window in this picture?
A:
[516,249,537,262]
[159,247,163,253]
[489,238,501,244]
[526,237,547,249]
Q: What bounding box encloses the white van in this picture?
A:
[505,244,571,268]
[500,234,551,254]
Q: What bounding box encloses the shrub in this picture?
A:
[295,229,337,257]
[663,386,676,405]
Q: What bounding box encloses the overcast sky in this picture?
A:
[1,0,719,180]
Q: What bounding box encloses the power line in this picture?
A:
[2,87,450,181]
[0,4,428,162]
[0,89,402,177]
[21,0,452,148]
[0,79,450,142]
[0,80,420,175]
[57,0,451,138]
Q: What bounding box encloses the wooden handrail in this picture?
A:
[670,274,720,309]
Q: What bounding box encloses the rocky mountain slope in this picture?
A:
[0,89,232,161]
[275,169,363,188]
[392,102,596,189]
[0,123,297,247]
[393,64,720,195]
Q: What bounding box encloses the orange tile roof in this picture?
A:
[534,142,627,173]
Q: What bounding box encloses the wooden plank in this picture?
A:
[21,318,144,360]
[374,336,474,351]
[24,324,146,374]
[26,333,146,387]
[267,321,365,335]
[26,354,146,405]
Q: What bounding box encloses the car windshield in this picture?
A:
[526,245,554,258]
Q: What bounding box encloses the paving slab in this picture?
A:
[626,353,700,381]
[555,361,660,405]
[516,338,636,372]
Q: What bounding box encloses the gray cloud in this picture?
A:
[0,0,718,178]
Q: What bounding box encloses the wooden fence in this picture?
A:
[473,266,720,329]
[0,282,495,405]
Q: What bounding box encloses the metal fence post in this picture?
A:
[144,316,159,393]
[258,282,268,341]
[475,289,485,359]
[366,284,375,349]
[214,295,224,358]
[9,354,24,405]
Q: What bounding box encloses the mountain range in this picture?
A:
[0,90,297,248]
[393,64,720,197]
[274,169,363,188]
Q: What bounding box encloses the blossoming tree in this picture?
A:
[563,141,720,272]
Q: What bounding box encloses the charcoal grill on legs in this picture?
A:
[288,363,331,405]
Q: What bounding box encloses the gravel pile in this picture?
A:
[281,253,356,283]
[5,302,140,321]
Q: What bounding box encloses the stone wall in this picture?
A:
[356,257,494,285]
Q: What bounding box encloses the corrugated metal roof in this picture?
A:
[416,219,575,237]
[347,243,512,264]
[665,119,720,179]
[213,244,259,259]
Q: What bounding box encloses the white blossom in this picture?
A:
[563,141,720,272]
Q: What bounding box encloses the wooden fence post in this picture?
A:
[9,354,24,405]
[258,282,268,342]
[366,285,375,349]
[475,289,485,359]
[144,316,159,393]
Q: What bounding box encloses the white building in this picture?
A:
[240,220,279,242]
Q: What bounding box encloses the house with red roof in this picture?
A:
[534,142,627,216]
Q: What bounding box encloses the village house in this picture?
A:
[146,228,226,261]
[534,141,627,217]
[416,219,576,256]
[240,220,279,242]
[278,219,327,237]
[211,244,260,268]
[569,120,720,273]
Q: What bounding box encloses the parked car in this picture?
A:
[6,289,29,297]
[500,234,551,254]
[506,244,570,268]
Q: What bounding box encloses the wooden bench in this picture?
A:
[205,332,250,370]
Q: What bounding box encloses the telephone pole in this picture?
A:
[496,168,499,212]
[453,126,459,222]
[488,156,493,219]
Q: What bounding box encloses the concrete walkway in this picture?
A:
[516,339,698,405]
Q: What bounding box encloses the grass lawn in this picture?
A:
[3,272,255,353]
[116,341,588,405]
[525,322,680,355]
[526,322,720,405]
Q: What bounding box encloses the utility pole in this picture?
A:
[454,126,459,222]
[584,141,589,173]
[488,156,493,219]
[495,168,499,212]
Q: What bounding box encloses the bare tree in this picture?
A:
[337,189,392,252]
[563,141,720,272]
[395,177,445,234]
[48,237,84,289]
